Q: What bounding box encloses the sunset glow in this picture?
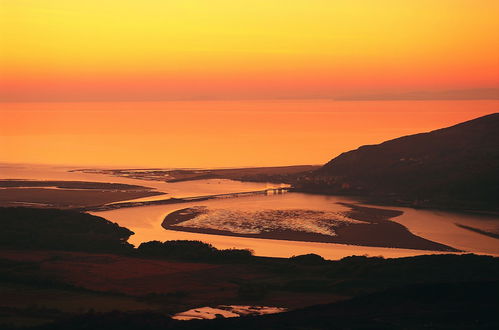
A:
[1,0,498,101]
[1,3,498,325]
[1,1,498,167]
[1,100,497,167]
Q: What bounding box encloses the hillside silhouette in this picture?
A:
[296,113,499,210]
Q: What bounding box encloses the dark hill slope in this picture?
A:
[34,281,499,329]
[297,113,499,210]
[0,207,134,252]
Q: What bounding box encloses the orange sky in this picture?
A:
[1,1,498,167]
[1,0,498,101]
[1,100,498,167]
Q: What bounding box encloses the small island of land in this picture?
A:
[162,203,458,252]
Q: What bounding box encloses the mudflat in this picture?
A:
[0,180,163,209]
[162,203,458,252]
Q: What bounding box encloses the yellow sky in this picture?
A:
[1,1,498,167]
[1,0,498,101]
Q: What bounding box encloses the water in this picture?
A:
[2,100,497,168]
[172,305,287,320]
[0,163,278,198]
[92,192,499,259]
[2,163,498,259]
[388,206,499,255]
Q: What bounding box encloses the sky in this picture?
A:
[1,100,498,167]
[1,0,498,101]
[0,1,498,167]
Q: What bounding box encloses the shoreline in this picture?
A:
[161,202,459,252]
[290,188,499,215]
[79,188,287,212]
[0,179,163,209]
[73,165,319,184]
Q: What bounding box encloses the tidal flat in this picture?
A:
[162,203,457,251]
[0,179,163,209]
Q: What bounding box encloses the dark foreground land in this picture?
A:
[34,281,499,330]
[1,207,498,329]
[162,203,458,251]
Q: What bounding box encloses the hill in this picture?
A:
[295,113,499,210]
[0,207,134,252]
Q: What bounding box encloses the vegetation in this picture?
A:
[1,249,498,329]
[137,240,253,262]
[0,208,254,262]
[0,207,134,252]
[289,253,326,265]
[296,113,499,211]
[27,281,499,329]
[1,207,498,329]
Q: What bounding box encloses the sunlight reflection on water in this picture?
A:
[2,164,498,259]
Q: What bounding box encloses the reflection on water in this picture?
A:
[3,164,499,259]
[172,305,287,320]
[92,192,499,259]
[0,164,278,199]
[387,206,499,255]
